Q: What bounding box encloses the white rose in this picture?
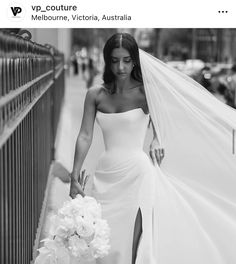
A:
[83,233,95,244]
[90,237,110,258]
[80,246,94,261]
[58,201,73,217]
[75,217,94,238]
[68,235,88,257]
[70,200,84,215]
[55,225,69,239]
[75,194,84,202]
[53,236,65,247]
[61,217,75,231]
[51,216,75,239]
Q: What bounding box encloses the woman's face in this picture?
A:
[110,47,133,80]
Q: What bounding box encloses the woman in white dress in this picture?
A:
[70,33,236,264]
[70,33,162,264]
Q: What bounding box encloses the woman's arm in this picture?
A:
[141,88,164,165]
[149,117,165,165]
[70,87,98,198]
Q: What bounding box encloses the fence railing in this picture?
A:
[0,30,65,264]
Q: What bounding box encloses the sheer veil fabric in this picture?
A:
[139,49,236,263]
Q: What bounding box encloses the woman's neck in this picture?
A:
[115,77,133,94]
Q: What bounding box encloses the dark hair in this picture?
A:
[103,33,143,92]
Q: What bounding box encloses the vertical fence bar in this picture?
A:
[20,121,23,264]
[0,148,4,261]
[0,148,3,261]
[8,133,12,264]
[4,143,8,264]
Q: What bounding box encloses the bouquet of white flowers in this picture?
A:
[35,194,110,264]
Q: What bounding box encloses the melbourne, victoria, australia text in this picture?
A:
[31,14,132,21]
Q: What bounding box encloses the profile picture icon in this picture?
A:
[7,3,25,21]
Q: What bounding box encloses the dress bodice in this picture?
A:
[96,108,149,153]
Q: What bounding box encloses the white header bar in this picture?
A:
[0,0,236,28]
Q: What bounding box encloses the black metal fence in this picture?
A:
[0,30,65,264]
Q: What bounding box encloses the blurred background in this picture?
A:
[28,28,236,108]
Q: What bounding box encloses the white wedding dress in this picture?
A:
[91,104,236,264]
[92,108,157,264]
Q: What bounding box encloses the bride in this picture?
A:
[69,33,236,264]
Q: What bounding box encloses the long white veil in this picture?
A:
[139,49,236,263]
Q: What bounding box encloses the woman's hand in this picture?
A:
[69,170,90,198]
[78,170,90,191]
[148,117,164,165]
[149,139,165,166]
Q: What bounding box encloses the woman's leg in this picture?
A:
[132,208,142,264]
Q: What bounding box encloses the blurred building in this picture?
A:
[134,29,154,52]
[131,29,236,63]
[195,29,236,63]
[28,29,72,62]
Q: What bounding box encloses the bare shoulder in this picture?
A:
[85,85,105,102]
[86,84,108,97]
